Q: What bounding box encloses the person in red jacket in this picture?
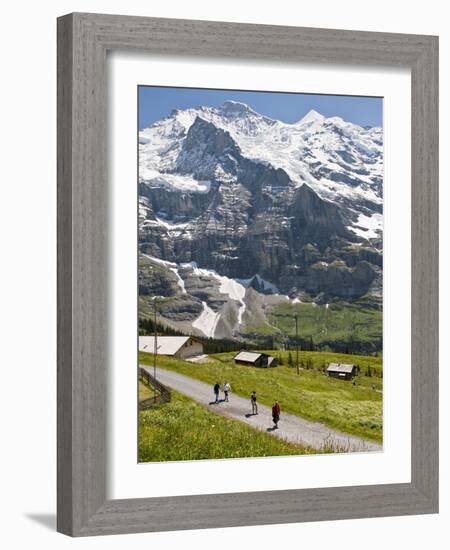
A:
[272,401,281,429]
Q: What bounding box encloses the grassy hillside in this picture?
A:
[139,388,314,462]
[268,301,382,354]
[244,299,383,354]
[139,350,383,442]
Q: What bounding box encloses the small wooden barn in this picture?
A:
[139,336,203,360]
[234,351,278,368]
[326,362,357,380]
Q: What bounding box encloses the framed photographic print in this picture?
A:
[57,13,438,536]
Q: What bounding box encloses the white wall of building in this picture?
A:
[176,339,204,359]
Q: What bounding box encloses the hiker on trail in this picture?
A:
[251,391,258,415]
[214,382,220,403]
[223,382,231,402]
[272,401,281,429]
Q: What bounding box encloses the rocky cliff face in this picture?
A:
[138,101,383,339]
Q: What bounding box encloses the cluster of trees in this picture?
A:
[286,335,316,351]
[272,331,382,356]
[138,317,244,354]
[200,337,247,354]
[285,337,381,356]
[278,353,317,370]
[139,317,185,337]
[262,335,317,352]
[364,364,383,378]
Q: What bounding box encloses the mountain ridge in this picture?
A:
[138,101,383,342]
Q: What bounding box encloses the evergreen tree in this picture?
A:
[288,352,293,367]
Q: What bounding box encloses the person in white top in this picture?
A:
[223,382,231,402]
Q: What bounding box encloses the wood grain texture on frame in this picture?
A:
[57,12,438,536]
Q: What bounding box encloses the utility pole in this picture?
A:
[295,314,300,375]
[153,296,158,400]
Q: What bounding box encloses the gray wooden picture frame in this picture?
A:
[57,12,439,537]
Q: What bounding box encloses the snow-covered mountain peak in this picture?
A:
[139,100,383,221]
[217,100,258,117]
[297,109,325,125]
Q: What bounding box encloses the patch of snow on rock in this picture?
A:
[144,254,186,294]
[184,262,246,326]
[349,212,383,240]
[192,301,220,337]
[217,277,246,325]
[140,170,211,193]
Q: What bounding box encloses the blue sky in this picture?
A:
[138,86,383,129]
